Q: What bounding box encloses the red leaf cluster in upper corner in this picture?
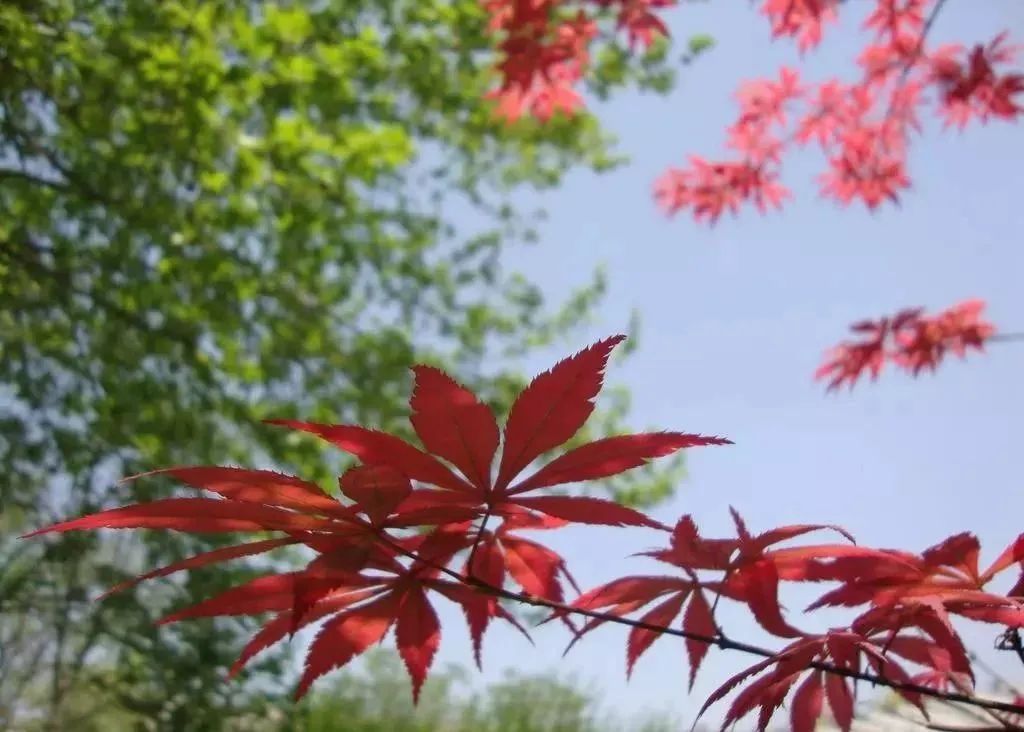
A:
[24,335,729,701]
[481,0,677,121]
[815,299,996,391]
[648,1,1023,222]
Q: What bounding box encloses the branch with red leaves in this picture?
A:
[482,1,1022,220]
[815,299,1024,391]
[652,1,1023,221]
[25,336,1024,731]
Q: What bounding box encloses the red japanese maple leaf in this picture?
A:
[267,335,729,528]
[25,336,729,700]
[643,2,1023,221]
[699,628,936,732]
[814,307,923,390]
[816,300,996,390]
[892,299,996,376]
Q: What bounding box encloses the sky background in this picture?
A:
[342,2,1024,727]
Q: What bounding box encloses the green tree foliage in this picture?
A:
[281,650,679,732]
[0,1,683,728]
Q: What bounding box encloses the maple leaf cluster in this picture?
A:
[25,336,1024,731]
[583,517,1024,730]
[652,2,1023,221]
[483,2,1019,391]
[815,298,996,391]
[26,336,727,701]
[481,2,1021,220]
[483,0,676,121]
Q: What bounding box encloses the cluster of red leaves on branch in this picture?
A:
[648,1,1024,222]
[573,515,1024,730]
[25,337,1024,731]
[815,298,996,391]
[483,0,676,120]
[483,1,1022,220]
[25,336,726,701]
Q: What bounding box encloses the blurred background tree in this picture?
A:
[0,1,690,728]
[279,650,681,732]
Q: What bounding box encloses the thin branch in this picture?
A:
[899,0,952,86]
[989,333,1024,344]
[926,725,1022,732]
[0,167,69,192]
[465,504,494,577]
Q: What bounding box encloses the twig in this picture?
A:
[989,333,1024,344]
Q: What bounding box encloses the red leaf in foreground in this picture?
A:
[572,575,692,612]
[22,498,340,536]
[825,673,855,732]
[409,366,499,490]
[790,671,824,732]
[494,335,625,491]
[697,654,779,722]
[661,515,738,570]
[295,592,400,699]
[100,537,298,599]
[455,534,507,667]
[684,589,717,689]
[396,586,442,702]
[125,466,347,516]
[626,592,687,677]
[266,421,473,493]
[429,578,530,670]
[509,496,666,529]
[499,534,565,600]
[159,573,300,624]
[981,532,1024,582]
[231,613,294,679]
[730,558,804,639]
[865,653,926,714]
[339,465,412,524]
[507,432,731,495]
[720,641,822,730]
[229,588,383,679]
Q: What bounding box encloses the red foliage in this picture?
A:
[481,1,1021,217]
[483,0,677,120]
[18,4,1024,728]
[656,4,1022,219]
[25,336,727,699]
[25,337,1024,730]
[815,299,996,390]
[482,3,1019,389]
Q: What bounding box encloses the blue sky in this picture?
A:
[400,1,1024,727]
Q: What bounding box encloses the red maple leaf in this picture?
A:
[816,301,996,390]
[642,2,1023,220]
[268,335,729,529]
[699,628,941,731]
[814,307,922,390]
[26,336,729,699]
[892,299,997,376]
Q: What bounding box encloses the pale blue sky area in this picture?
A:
[399,1,1024,727]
